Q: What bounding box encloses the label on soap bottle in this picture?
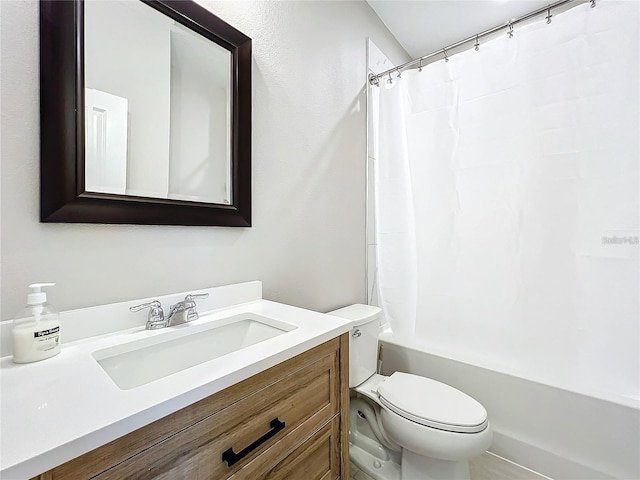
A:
[34,326,60,352]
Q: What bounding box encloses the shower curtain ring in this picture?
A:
[590,0,596,7]
[443,48,449,63]
[418,59,423,72]
[387,72,393,85]
[508,23,514,38]
[546,7,553,23]
[396,68,402,79]
[474,35,480,51]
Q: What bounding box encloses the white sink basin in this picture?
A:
[92,313,296,390]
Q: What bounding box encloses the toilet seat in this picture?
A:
[377,372,488,434]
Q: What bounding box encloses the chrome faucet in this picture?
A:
[129,300,167,330]
[167,293,209,326]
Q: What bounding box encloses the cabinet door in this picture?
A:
[259,417,341,480]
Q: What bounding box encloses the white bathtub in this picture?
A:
[378,332,640,480]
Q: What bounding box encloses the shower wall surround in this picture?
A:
[0,1,409,318]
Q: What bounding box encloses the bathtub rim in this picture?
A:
[378,330,640,411]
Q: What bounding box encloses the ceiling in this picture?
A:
[367,1,557,59]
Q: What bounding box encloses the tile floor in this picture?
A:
[349,461,376,480]
[469,452,552,480]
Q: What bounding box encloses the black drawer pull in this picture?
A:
[222,417,286,467]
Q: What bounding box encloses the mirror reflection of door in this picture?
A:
[83,0,232,205]
[85,88,128,195]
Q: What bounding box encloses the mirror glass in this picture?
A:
[84,1,232,205]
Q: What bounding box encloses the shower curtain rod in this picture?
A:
[369,0,592,86]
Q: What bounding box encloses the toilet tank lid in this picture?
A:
[327,304,381,327]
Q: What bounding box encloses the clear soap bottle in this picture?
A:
[12,283,61,363]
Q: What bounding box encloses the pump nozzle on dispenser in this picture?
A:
[27,283,55,305]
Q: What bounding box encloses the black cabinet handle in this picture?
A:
[222,417,286,467]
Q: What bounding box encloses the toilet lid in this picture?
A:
[377,372,488,433]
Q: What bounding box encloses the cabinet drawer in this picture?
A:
[237,417,341,480]
[94,351,339,480]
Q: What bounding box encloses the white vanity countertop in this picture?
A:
[0,285,351,479]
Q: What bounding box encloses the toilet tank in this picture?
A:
[327,304,381,388]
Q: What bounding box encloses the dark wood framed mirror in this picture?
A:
[40,0,251,226]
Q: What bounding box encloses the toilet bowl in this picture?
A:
[329,305,492,480]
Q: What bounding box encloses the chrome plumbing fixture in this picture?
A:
[130,300,166,330]
[167,293,210,326]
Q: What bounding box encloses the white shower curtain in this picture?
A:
[372,0,639,401]
[371,81,418,339]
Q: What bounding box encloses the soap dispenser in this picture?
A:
[12,283,61,363]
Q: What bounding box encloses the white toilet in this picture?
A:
[329,304,492,480]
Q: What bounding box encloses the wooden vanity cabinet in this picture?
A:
[31,334,349,480]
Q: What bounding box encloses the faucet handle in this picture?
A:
[185,293,209,301]
[183,293,209,322]
[130,300,166,330]
[130,300,162,312]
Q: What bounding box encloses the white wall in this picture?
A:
[0,0,410,320]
